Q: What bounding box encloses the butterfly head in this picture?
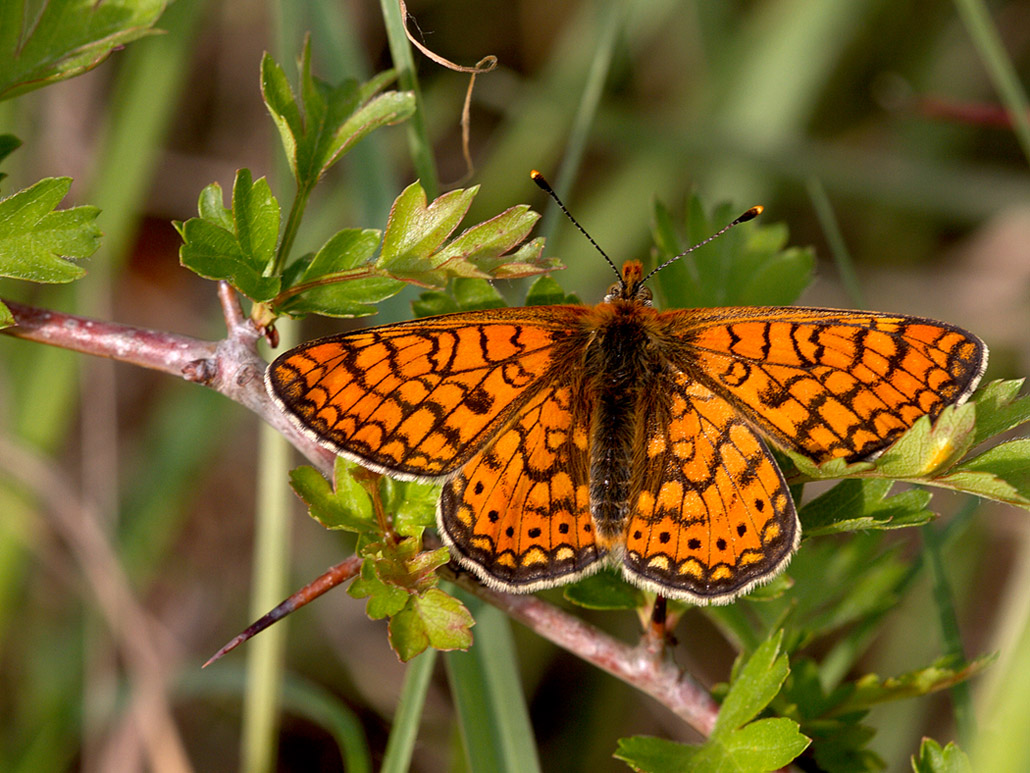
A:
[605,260,653,304]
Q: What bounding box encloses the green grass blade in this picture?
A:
[540,0,626,245]
[378,0,437,198]
[241,412,296,773]
[444,589,542,773]
[952,0,1030,166]
[381,648,438,773]
[806,176,865,308]
[922,503,978,746]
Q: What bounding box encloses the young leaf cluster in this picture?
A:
[290,457,473,662]
[175,43,558,324]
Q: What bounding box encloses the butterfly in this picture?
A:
[266,172,987,604]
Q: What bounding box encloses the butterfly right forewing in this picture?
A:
[665,307,987,463]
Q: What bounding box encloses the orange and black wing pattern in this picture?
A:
[663,308,987,463]
[265,306,591,479]
[622,371,797,603]
[439,372,601,590]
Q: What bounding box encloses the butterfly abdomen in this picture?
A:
[586,303,664,543]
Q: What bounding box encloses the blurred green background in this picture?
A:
[0,0,1028,771]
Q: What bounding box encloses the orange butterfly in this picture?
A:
[267,173,986,604]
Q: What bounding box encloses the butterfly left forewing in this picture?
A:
[267,306,590,479]
[622,371,798,604]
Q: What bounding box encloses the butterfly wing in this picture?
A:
[440,373,602,590]
[266,306,590,479]
[665,308,987,462]
[622,371,797,603]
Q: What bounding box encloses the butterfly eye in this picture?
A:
[603,280,623,302]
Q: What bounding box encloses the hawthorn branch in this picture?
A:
[1,290,720,736]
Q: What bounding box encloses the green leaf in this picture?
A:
[934,438,1030,508]
[831,654,995,716]
[261,41,414,188]
[176,171,282,301]
[0,134,21,185]
[289,458,375,534]
[715,630,790,734]
[348,560,410,619]
[430,205,540,271]
[388,597,431,661]
[800,479,933,536]
[381,478,439,538]
[615,720,809,773]
[412,290,458,318]
[380,182,480,270]
[387,589,474,662]
[452,278,506,311]
[524,274,580,306]
[564,569,646,610]
[0,0,164,101]
[873,403,978,478]
[413,588,475,651]
[0,177,99,284]
[967,379,1030,448]
[786,398,984,484]
[378,181,560,287]
[278,228,404,318]
[912,738,973,773]
[651,194,813,309]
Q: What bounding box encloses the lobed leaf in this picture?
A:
[966,379,1030,448]
[278,228,404,318]
[715,630,790,734]
[0,178,100,316]
[176,171,282,301]
[261,40,414,188]
[387,589,474,662]
[651,194,813,309]
[289,458,375,534]
[0,0,163,101]
[829,655,995,716]
[934,438,1030,508]
[911,738,973,773]
[524,274,581,306]
[615,719,808,773]
[800,479,933,536]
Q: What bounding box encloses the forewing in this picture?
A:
[266,306,589,478]
[666,307,987,462]
[623,373,798,603]
[440,374,602,591]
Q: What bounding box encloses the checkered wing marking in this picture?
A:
[623,372,797,603]
[266,306,590,478]
[667,308,987,462]
[439,374,602,590]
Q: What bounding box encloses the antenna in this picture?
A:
[640,205,764,285]
[531,170,621,282]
